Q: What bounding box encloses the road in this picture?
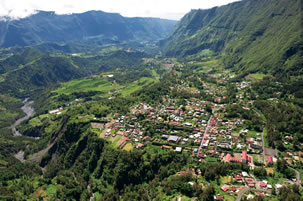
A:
[236,187,250,201]
[261,130,266,163]
[198,114,213,154]
[289,167,302,187]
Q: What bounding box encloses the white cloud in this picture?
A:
[0,0,240,20]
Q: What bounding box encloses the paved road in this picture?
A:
[261,130,266,163]
[289,167,301,187]
[198,114,213,154]
[236,187,250,201]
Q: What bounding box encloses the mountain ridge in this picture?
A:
[0,10,177,47]
[160,0,303,77]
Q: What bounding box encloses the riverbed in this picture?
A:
[9,98,35,136]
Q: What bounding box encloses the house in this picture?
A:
[242,151,248,163]
[221,185,229,192]
[234,176,243,180]
[162,135,169,140]
[224,154,232,163]
[275,184,283,189]
[143,136,151,141]
[49,108,63,115]
[161,145,173,150]
[250,144,262,150]
[175,147,182,153]
[168,135,180,143]
[177,171,189,175]
[259,182,267,188]
[242,172,249,177]
[166,106,175,111]
[184,122,192,127]
[224,154,241,163]
[136,143,144,149]
[267,156,273,164]
[248,183,255,187]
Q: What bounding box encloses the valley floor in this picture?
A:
[1,55,302,201]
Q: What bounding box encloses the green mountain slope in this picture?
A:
[160,0,303,77]
[0,11,177,47]
[0,48,146,97]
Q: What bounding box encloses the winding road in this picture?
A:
[9,98,35,136]
[289,167,302,187]
[236,187,250,201]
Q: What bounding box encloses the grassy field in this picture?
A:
[221,176,232,184]
[247,130,258,138]
[28,114,49,127]
[123,143,133,151]
[247,73,266,81]
[53,77,120,95]
[121,77,156,96]
[52,73,159,98]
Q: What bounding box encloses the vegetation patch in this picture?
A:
[123,143,133,151]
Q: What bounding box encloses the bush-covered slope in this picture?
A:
[0,11,177,47]
[160,0,303,77]
[0,48,146,97]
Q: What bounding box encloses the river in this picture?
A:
[9,98,35,136]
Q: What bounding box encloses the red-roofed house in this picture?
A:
[247,139,253,144]
[257,192,265,197]
[230,157,241,163]
[235,176,243,180]
[178,171,190,176]
[248,183,255,187]
[220,153,225,159]
[242,151,247,163]
[248,156,252,163]
[224,153,231,162]
[166,106,175,111]
[221,185,229,192]
[246,178,253,183]
[259,182,266,188]
[267,156,273,164]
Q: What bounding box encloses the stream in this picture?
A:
[9,98,35,136]
[9,98,35,162]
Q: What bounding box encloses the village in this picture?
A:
[88,80,299,200]
[46,60,302,201]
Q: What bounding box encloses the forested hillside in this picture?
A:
[0,48,146,97]
[160,0,303,77]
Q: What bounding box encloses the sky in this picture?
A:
[0,0,240,20]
